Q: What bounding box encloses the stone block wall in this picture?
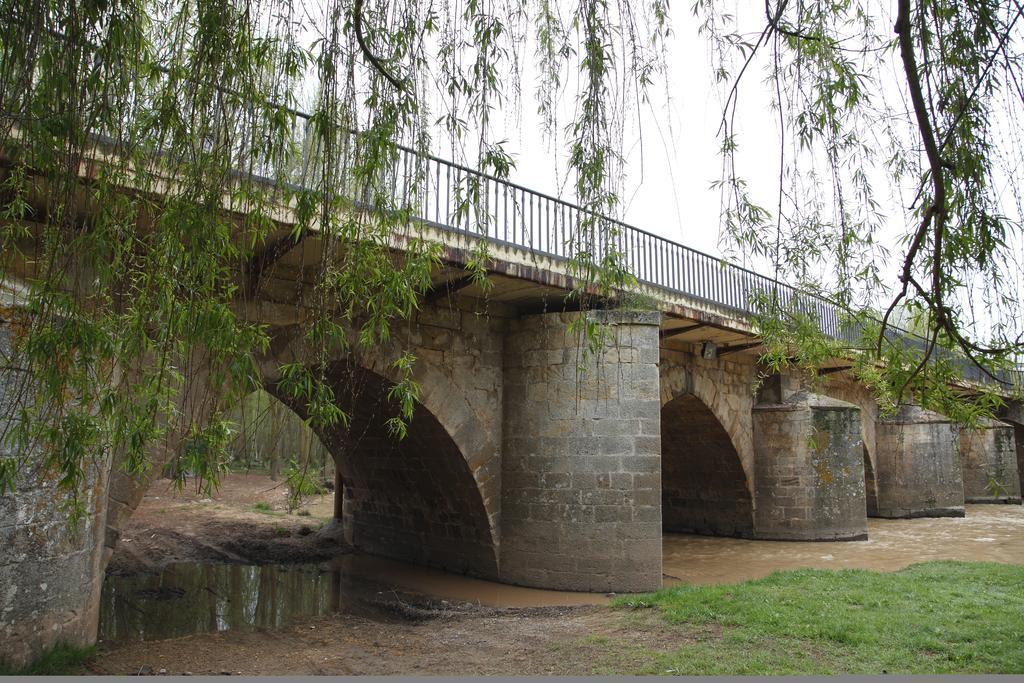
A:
[752,390,867,540]
[1016,424,1024,501]
[997,403,1024,500]
[305,375,499,578]
[499,310,662,592]
[874,404,964,518]
[863,449,879,516]
[959,420,1022,503]
[0,322,109,668]
[660,347,757,484]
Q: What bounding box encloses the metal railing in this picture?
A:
[281,120,1017,388]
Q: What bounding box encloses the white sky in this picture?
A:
[286,0,1024,341]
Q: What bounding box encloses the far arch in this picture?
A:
[660,392,754,537]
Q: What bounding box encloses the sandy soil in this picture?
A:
[106,472,341,575]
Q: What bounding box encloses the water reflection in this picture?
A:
[99,563,349,643]
[100,556,606,643]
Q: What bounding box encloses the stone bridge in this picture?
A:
[2,143,1023,665]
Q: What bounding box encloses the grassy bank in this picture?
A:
[608,561,1024,675]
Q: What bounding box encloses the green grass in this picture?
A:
[252,501,274,514]
[608,561,1024,675]
[0,642,96,676]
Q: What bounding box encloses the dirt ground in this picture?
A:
[98,473,687,676]
[106,473,342,575]
[91,603,709,676]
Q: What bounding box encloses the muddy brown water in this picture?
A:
[99,503,1024,643]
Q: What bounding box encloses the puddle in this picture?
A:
[99,563,354,643]
[99,556,606,643]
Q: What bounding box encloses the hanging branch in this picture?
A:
[890,0,1023,388]
[352,0,405,91]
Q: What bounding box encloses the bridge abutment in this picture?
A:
[959,420,1022,504]
[499,310,663,592]
[751,384,868,541]
[0,322,110,668]
[873,404,965,518]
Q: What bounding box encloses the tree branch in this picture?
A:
[353,0,404,91]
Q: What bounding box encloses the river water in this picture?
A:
[99,503,1024,643]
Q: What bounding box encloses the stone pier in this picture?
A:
[499,310,663,592]
[959,420,1022,504]
[752,384,867,541]
[874,404,965,518]
[0,322,110,667]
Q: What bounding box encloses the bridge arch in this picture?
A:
[659,381,754,537]
[259,322,502,577]
[267,361,498,577]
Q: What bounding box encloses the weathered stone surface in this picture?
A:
[820,377,881,517]
[277,369,500,579]
[258,297,508,579]
[959,420,1022,504]
[752,390,867,541]
[1016,424,1024,502]
[0,322,110,668]
[996,402,1024,499]
[253,297,507,561]
[874,404,965,518]
[499,310,662,592]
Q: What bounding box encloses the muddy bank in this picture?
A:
[106,473,344,576]
[91,604,700,676]
[106,518,349,575]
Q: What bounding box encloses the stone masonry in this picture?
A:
[7,287,1024,666]
[270,363,499,578]
[0,322,110,668]
[752,389,867,541]
[658,346,756,537]
[820,376,881,516]
[994,403,1024,501]
[959,419,1022,504]
[661,393,753,537]
[874,404,965,518]
[499,310,662,592]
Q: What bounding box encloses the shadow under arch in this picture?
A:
[661,393,754,537]
[266,360,499,579]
